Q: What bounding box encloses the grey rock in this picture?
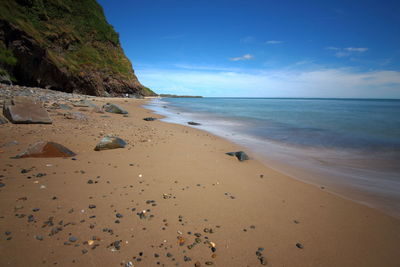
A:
[3,96,52,124]
[0,116,8,124]
[103,103,128,114]
[69,236,78,242]
[113,240,121,250]
[64,112,87,121]
[225,151,249,161]
[94,136,127,151]
[188,121,201,126]
[296,242,304,249]
[72,100,97,108]
[143,117,157,121]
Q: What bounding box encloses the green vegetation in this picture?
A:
[0,41,17,67]
[0,41,17,81]
[0,0,133,78]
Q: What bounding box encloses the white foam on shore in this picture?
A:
[145,99,400,217]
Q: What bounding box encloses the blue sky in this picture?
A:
[98,0,400,98]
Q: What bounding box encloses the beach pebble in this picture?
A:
[69,236,78,242]
[296,242,304,249]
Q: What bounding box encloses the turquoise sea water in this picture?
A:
[146,98,400,217]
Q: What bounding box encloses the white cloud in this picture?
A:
[326,46,369,57]
[266,40,283,45]
[345,47,368,52]
[240,36,255,43]
[229,54,254,61]
[137,65,400,98]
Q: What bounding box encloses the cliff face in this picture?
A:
[0,0,155,96]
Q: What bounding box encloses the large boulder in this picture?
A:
[3,96,52,124]
[103,103,128,114]
[94,136,127,151]
[13,141,76,158]
[226,151,249,161]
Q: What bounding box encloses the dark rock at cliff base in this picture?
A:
[143,117,157,121]
[94,136,127,151]
[103,103,128,114]
[226,151,249,161]
[3,96,52,124]
[188,121,201,126]
[14,141,76,158]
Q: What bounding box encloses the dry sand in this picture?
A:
[1,97,399,267]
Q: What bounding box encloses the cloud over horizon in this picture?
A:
[326,46,369,58]
[137,64,400,98]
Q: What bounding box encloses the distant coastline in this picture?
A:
[158,94,203,98]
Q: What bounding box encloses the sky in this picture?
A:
[97,0,400,98]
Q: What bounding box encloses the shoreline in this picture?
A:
[1,89,400,266]
[146,98,400,218]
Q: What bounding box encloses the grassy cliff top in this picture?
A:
[0,0,141,82]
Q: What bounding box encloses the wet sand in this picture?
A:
[1,96,400,267]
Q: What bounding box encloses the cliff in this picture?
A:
[0,0,155,96]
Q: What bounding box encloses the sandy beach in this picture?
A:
[1,91,400,267]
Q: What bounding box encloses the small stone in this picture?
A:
[143,117,157,121]
[184,256,191,262]
[32,208,40,212]
[225,151,249,161]
[116,213,123,218]
[87,180,94,184]
[5,231,11,235]
[296,243,304,249]
[36,235,44,241]
[88,204,96,209]
[188,121,201,126]
[69,236,78,242]
[82,249,88,254]
[194,261,201,267]
[113,240,121,250]
[205,261,213,265]
[166,252,173,258]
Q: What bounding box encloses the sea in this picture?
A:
[145,98,400,217]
